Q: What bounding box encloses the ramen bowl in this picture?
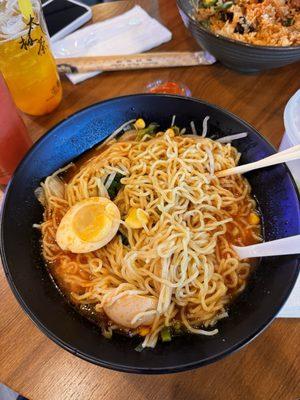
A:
[1,94,299,373]
[177,0,300,73]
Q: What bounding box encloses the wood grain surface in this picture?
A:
[0,1,299,399]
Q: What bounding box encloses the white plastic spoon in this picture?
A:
[232,235,300,259]
[217,145,300,178]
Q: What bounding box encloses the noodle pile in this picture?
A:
[39,126,260,348]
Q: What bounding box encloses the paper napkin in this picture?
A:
[278,274,300,317]
[52,5,172,84]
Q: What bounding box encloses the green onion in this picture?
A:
[173,321,182,334]
[221,1,233,9]
[134,343,144,352]
[216,1,233,10]
[107,172,124,199]
[102,327,113,339]
[160,326,172,342]
[136,122,159,141]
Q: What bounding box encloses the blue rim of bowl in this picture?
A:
[1,93,300,374]
[177,0,300,51]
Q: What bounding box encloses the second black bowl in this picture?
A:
[177,0,300,73]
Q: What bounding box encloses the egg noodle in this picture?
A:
[39,123,261,348]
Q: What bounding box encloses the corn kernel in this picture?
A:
[248,212,260,225]
[134,118,146,130]
[138,326,150,336]
[125,208,149,229]
[165,128,175,137]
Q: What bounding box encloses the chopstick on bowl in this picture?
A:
[216,145,300,178]
[55,51,215,74]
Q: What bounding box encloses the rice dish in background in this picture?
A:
[195,0,300,46]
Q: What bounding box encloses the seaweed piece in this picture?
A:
[220,11,234,21]
[118,231,129,246]
[234,22,244,34]
[282,18,294,27]
[107,173,124,199]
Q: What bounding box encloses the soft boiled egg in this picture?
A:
[56,197,121,253]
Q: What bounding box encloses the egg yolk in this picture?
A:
[73,204,112,242]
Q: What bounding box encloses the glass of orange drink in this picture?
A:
[0,0,62,116]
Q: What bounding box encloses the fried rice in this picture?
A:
[196,0,300,46]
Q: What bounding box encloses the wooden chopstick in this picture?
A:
[55,51,214,74]
[216,145,300,178]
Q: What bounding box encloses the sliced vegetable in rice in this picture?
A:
[202,0,217,7]
[282,18,294,27]
[216,1,233,10]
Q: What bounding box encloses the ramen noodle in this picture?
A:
[35,118,261,349]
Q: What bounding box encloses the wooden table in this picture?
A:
[1,1,299,399]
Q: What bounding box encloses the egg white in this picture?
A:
[56,197,120,253]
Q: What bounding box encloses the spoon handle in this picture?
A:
[217,145,300,178]
[232,235,300,259]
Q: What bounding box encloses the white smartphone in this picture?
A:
[42,0,92,42]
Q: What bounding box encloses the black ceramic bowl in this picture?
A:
[177,0,300,73]
[1,94,300,374]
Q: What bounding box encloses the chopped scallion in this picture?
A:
[216,1,233,10]
[135,343,144,352]
[161,326,172,342]
[102,328,113,339]
[136,122,159,141]
[173,321,182,334]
